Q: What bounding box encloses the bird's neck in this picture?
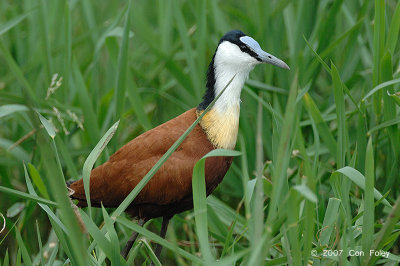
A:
[197,55,252,149]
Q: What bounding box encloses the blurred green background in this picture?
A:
[1,0,400,265]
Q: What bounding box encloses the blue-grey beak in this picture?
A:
[239,36,290,70]
[258,51,290,70]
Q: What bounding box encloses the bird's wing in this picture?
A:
[69,108,214,207]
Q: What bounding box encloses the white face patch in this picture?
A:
[215,41,258,68]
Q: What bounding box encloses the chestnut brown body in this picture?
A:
[69,108,232,219]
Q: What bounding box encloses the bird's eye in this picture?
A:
[268,56,271,59]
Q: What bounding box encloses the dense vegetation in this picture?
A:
[1,0,400,265]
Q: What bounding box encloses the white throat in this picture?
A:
[213,41,257,114]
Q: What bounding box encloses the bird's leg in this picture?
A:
[121,218,147,259]
[153,216,171,259]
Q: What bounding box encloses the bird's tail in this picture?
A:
[65,180,87,233]
[66,180,76,198]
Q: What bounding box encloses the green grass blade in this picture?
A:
[36,221,45,266]
[0,8,34,36]
[0,138,30,162]
[220,217,237,258]
[209,0,229,34]
[158,0,172,51]
[284,189,301,265]
[0,104,28,118]
[196,0,207,84]
[380,51,399,163]
[303,93,337,157]
[303,36,330,73]
[362,78,400,101]
[79,0,97,43]
[37,112,56,138]
[244,86,283,121]
[192,149,241,262]
[372,0,385,87]
[45,242,58,266]
[79,209,113,258]
[15,228,33,266]
[259,74,297,263]
[48,216,74,263]
[294,125,315,262]
[141,239,161,266]
[93,5,128,57]
[269,74,298,214]
[63,0,71,103]
[207,196,248,240]
[54,137,79,181]
[38,0,52,81]
[27,163,49,198]
[114,0,131,122]
[335,167,390,207]
[82,120,119,218]
[386,1,400,54]
[239,136,251,220]
[331,62,346,168]
[367,196,400,265]
[368,117,400,135]
[388,92,400,106]
[16,249,21,266]
[36,123,88,265]
[214,249,249,266]
[362,137,375,262]
[319,198,340,246]
[372,0,385,118]
[172,1,200,98]
[117,216,202,264]
[251,96,265,265]
[293,184,317,203]
[0,186,57,207]
[316,0,344,52]
[303,17,364,84]
[23,164,67,233]
[296,83,311,103]
[191,158,212,261]
[126,71,153,131]
[72,60,101,144]
[0,216,19,247]
[3,249,9,266]
[247,79,287,95]
[331,62,351,219]
[0,39,37,102]
[126,241,142,265]
[102,206,122,265]
[356,103,367,173]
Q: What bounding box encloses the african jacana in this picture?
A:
[68,30,289,260]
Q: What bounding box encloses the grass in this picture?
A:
[1,0,400,265]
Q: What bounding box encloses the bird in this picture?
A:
[67,30,289,260]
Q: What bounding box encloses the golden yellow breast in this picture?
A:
[196,106,240,150]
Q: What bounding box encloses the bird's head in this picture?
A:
[214,30,290,72]
[199,30,289,111]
